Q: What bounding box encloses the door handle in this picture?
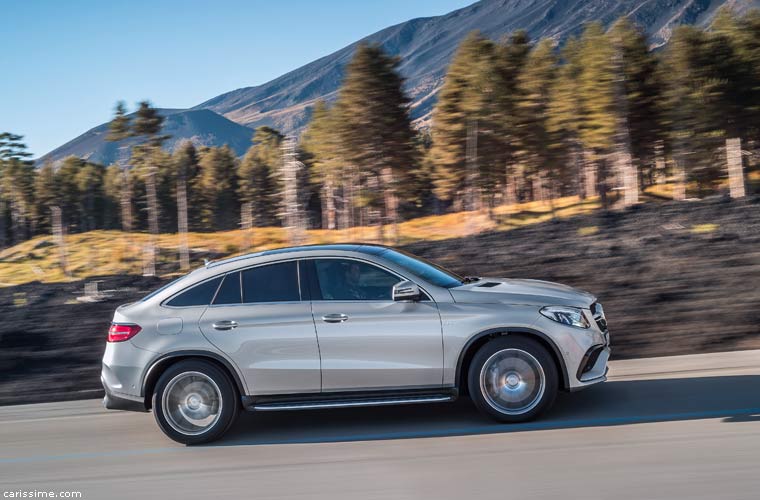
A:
[321,313,348,323]
[212,320,238,331]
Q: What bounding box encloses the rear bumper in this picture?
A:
[102,376,148,412]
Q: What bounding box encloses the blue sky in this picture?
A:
[1,0,472,158]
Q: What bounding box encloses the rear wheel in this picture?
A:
[153,359,239,445]
[468,336,558,422]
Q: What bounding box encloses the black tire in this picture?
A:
[152,359,239,445]
[468,336,558,423]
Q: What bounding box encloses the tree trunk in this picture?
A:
[504,164,512,205]
[0,200,6,249]
[241,201,253,252]
[583,151,597,199]
[654,140,666,186]
[673,156,687,201]
[86,190,95,231]
[51,206,69,277]
[532,172,544,203]
[619,150,638,207]
[380,167,399,243]
[572,143,585,200]
[10,195,24,244]
[505,165,518,205]
[323,180,336,230]
[466,120,480,212]
[597,158,609,209]
[346,167,358,235]
[726,137,746,199]
[144,164,159,276]
[177,173,190,270]
[120,168,133,232]
[612,33,638,207]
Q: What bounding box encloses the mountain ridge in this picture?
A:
[40,0,760,164]
[37,109,254,166]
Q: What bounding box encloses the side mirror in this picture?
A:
[392,280,421,302]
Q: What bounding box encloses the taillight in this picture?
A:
[108,323,142,342]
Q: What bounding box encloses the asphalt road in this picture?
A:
[2,350,760,500]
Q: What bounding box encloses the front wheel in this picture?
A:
[468,336,558,422]
[153,359,239,445]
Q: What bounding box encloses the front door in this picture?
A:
[305,258,443,392]
[199,260,320,395]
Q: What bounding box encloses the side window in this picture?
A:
[213,272,241,305]
[165,276,222,307]
[242,261,300,303]
[313,259,399,301]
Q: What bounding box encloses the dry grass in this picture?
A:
[0,195,602,286]
[691,223,719,234]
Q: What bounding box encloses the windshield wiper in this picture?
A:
[462,276,481,283]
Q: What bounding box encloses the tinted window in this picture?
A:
[313,259,399,301]
[242,261,300,303]
[213,272,241,305]
[166,276,223,307]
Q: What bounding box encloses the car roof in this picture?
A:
[205,243,391,269]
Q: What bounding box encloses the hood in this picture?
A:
[449,278,596,308]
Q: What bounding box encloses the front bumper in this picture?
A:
[568,346,610,391]
[533,302,611,391]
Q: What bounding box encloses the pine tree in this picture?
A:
[334,43,417,239]
[430,32,496,211]
[131,101,167,236]
[0,133,35,244]
[102,164,124,229]
[548,37,587,198]
[609,18,664,189]
[493,31,531,204]
[105,101,134,232]
[576,22,618,207]
[75,161,106,231]
[663,26,725,196]
[516,38,558,204]
[173,142,198,268]
[55,157,85,230]
[33,162,58,232]
[301,101,343,229]
[196,146,239,230]
[237,127,283,227]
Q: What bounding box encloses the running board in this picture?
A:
[251,393,454,412]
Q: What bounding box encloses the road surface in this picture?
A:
[2,349,760,499]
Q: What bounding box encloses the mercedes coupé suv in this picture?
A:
[102,244,610,444]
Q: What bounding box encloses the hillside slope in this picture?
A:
[38,108,254,166]
[2,196,760,405]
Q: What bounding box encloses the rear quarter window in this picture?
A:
[165,276,223,307]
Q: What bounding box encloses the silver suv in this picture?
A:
[102,244,610,444]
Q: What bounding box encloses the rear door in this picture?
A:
[305,258,444,392]
[199,260,320,395]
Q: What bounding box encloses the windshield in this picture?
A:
[377,248,464,288]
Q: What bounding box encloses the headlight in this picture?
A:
[540,306,590,328]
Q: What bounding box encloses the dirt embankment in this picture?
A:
[2,196,759,406]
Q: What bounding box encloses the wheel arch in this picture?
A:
[141,350,247,410]
[455,327,569,394]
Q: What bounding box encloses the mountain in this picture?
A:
[42,0,760,164]
[196,0,760,132]
[38,109,254,166]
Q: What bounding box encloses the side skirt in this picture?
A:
[242,387,458,412]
